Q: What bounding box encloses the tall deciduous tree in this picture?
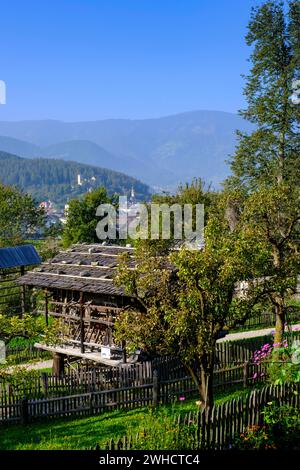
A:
[228,1,300,344]
[241,184,300,344]
[114,197,267,409]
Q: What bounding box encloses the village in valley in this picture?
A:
[0,0,299,462]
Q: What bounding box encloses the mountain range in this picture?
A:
[0,111,252,188]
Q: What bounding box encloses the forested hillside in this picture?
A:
[0,151,151,206]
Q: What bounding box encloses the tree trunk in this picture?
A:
[186,356,215,410]
[274,301,285,346]
[199,366,214,409]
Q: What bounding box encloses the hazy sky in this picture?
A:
[0,0,263,121]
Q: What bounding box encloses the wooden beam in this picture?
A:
[66,338,122,351]
[52,352,64,376]
[44,289,49,326]
[122,340,127,364]
[37,299,122,314]
[79,291,85,353]
[41,311,115,326]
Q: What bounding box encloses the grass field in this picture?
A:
[0,387,251,450]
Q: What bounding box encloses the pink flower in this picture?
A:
[179,396,185,401]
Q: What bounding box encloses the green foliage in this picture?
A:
[0,313,65,346]
[240,183,300,344]
[0,184,44,247]
[115,195,268,407]
[252,336,300,385]
[127,403,197,450]
[267,344,300,385]
[0,366,41,390]
[235,402,300,450]
[62,187,118,246]
[36,237,62,261]
[227,1,300,345]
[229,0,300,190]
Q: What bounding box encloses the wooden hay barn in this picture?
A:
[17,243,142,373]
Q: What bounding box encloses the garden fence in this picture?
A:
[0,360,267,424]
[103,381,300,450]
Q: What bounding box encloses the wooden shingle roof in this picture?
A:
[16,243,134,295]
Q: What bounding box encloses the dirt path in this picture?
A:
[5,359,53,373]
[217,323,300,343]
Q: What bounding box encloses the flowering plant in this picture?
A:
[234,403,300,450]
[252,337,300,385]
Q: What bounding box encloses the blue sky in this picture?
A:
[0,0,263,121]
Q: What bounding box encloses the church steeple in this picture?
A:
[130,186,135,203]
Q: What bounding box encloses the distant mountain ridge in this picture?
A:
[0,111,253,187]
[0,151,151,207]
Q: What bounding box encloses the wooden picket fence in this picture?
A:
[1,330,298,424]
[103,381,300,450]
[0,362,154,401]
[0,356,267,403]
[0,360,267,424]
[228,308,300,330]
[3,327,288,403]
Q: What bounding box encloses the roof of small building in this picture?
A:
[16,243,134,295]
[0,244,41,269]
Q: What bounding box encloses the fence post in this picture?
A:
[41,372,49,396]
[152,369,160,407]
[20,398,29,424]
[90,392,94,414]
[243,361,249,388]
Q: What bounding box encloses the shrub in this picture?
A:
[252,338,300,385]
[234,402,300,450]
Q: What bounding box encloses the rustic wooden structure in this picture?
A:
[17,243,142,372]
[0,244,41,315]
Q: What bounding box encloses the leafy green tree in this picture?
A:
[230,0,300,190]
[0,184,44,247]
[129,179,215,254]
[0,313,64,346]
[240,183,300,344]
[114,197,267,409]
[62,187,118,247]
[228,1,300,344]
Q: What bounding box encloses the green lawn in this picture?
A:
[0,386,251,450]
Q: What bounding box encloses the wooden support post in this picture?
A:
[44,289,49,326]
[20,266,25,317]
[20,398,29,424]
[108,327,112,347]
[152,369,159,407]
[122,340,127,364]
[41,372,49,396]
[79,291,85,354]
[53,352,64,376]
[243,361,249,388]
